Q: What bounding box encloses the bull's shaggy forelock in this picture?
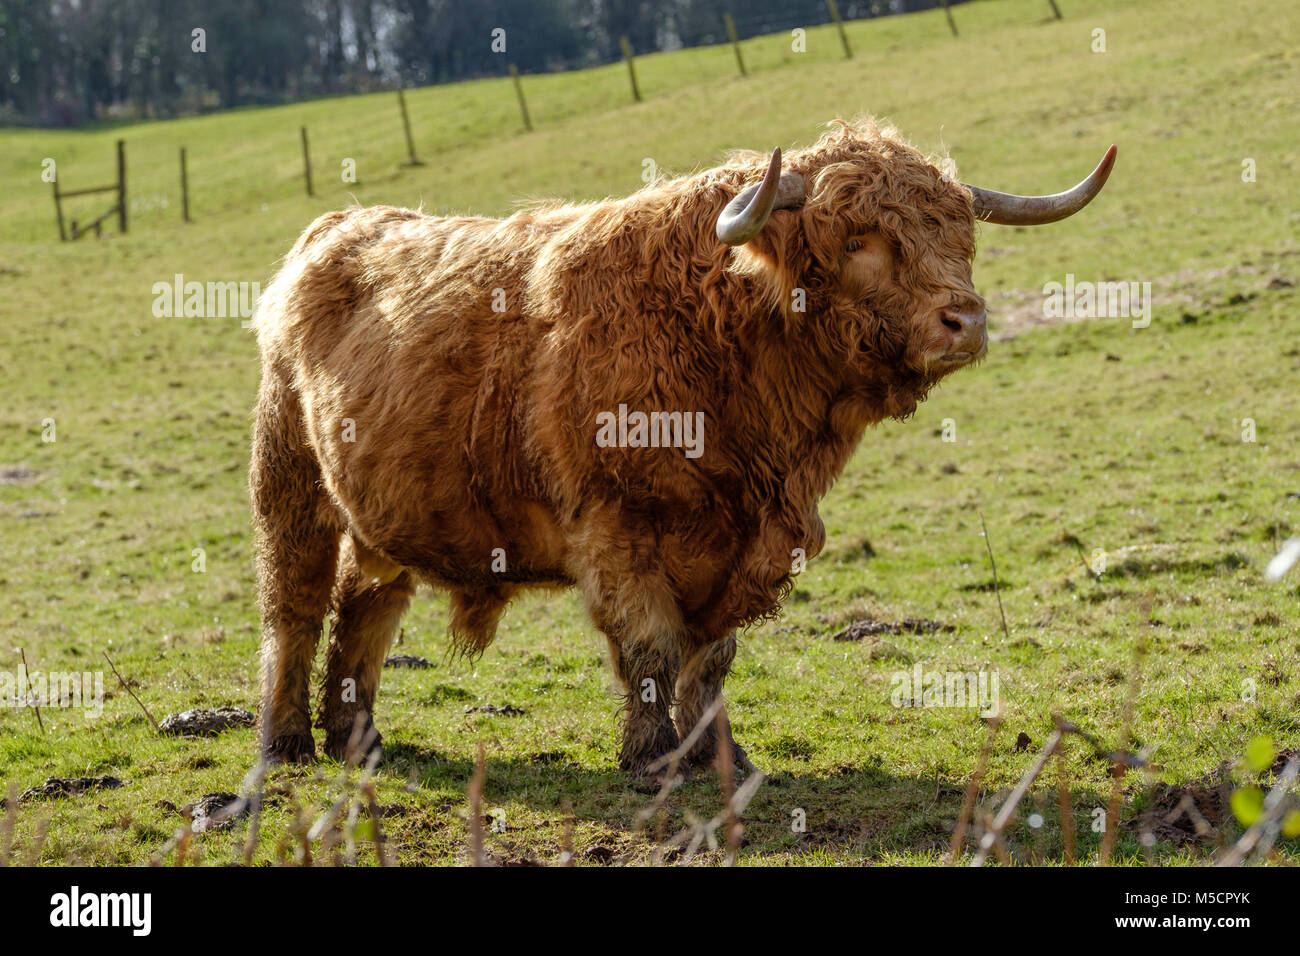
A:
[736,121,978,411]
[250,117,986,771]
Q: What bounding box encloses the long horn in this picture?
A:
[716,147,806,245]
[964,145,1117,226]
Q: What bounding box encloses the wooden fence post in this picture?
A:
[826,0,853,59]
[508,65,533,131]
[116,139,127,233]
[179,147,191,223]
[397,88,424,166]
[300,126,314,196]
[940,0,959,37]
[724,13,747,76]
[620,36,642,103]
[52,179,66,241]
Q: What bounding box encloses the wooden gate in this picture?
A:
[52,139,127,240]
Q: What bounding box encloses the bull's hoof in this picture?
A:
[683,738,758,777]
[322,727,383,765]
[620,752,667,780]
[619,722,682,783]
[620,743,682,784]
[730,741,759,775]
[264,731,316,765]
[623,759,685,793]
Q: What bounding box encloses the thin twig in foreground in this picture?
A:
[646,695,726,776]
[360,748,390,868]
[633,695,727,838]
[18,648,44,733]
[970,725,1065,866]
[654,771,766,865]
[1056,749,1076,865]
[241,759,268,867]
[715,706,741,865]
[948,716,1000,863]
[468,740,486,866]
[1216,756,1300,866]
[1,782,18,866]
[1099,638,1145,866]
[1069,535,1100,581]
[978,510,1011,643]
[102,651,162,733]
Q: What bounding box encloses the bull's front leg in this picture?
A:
[607,636,681,778]
[675,633,756,775]
[577,508,689,777]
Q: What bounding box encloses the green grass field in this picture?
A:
[1,0,1298,865]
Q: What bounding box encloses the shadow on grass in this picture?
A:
[366,744,1183,864]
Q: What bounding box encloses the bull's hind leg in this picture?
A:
[251,366,342,763]
[318,535,415,762]
[675,633,756,774]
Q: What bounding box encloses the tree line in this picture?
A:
[0,0,966,127]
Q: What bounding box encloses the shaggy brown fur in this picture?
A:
[251,119,985,773]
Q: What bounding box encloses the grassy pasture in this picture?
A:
[1,0,1298,865]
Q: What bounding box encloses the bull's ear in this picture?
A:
[716,148,806,245]
[773,175,806,212]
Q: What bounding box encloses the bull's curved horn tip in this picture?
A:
[1096,144,1118,181]
[967,145,1118,226]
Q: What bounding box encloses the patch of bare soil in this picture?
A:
[384,654,434,668]
[832,618,954,642]
[527,751,568,765]
[1127,750,1299,846]
[583,844,616,865]
[465,703,525,716]
[0,465,41,486]
[159,705,255,736]
[1271,748,1300,776]
[1130,782,1227,845]
[183,792,247,832]
[16,775,123,803]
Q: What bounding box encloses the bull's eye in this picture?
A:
[846,239,863,253]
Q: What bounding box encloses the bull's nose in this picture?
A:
[939,309,988,360]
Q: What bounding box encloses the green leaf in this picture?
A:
[1231,787,1265,827]
[1282,810,1300,839]
[1244,736,1274,774]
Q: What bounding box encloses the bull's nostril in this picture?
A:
[941,316,963,333]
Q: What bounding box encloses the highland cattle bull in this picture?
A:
[250,120,1115,775]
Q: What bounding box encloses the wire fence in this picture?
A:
[42,0,1067,241]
